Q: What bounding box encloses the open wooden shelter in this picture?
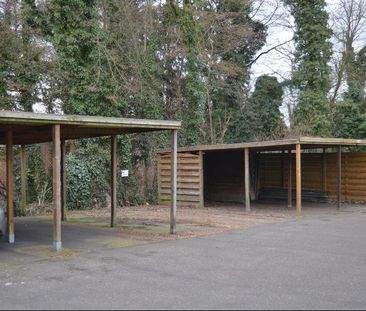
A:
[0,111,181,251]
[158,137,366,211]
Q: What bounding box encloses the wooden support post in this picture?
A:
[296,144,302,213]
[111,135,117,228]
[61,140,67,221]
[157,155,161,204]
[244,148,250,212]
[337,146,342,209]
[322,148,327,192]
[52,125,62,252]
[20,144,27,216]
[254,152,261,200]
[199,151,204,208]
[170,130,178,234]
[281,151,285,188]
[287,149,293,208]
[6,130,14,244]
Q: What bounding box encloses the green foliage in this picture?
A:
[230,75,285,142]
[286,0,333,136]
[0,2,46,111]
[66,153,94,210]
[0,0,269,211]
[249,75,285,139]
[66,139,110,210]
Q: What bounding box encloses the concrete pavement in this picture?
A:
[1,206,366,309]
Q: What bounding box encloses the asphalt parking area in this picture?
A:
[1,204,366,310]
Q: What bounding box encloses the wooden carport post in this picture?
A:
[52,125,62,252]
[61,139,67,221]
[6,130,14,243]
[244,148,251,212]
[296,144,302,213]
[337,146,342,209]
[287,149,292,208]
[111,135,117,228]
[20,144,27,216]
[170,130,178,234]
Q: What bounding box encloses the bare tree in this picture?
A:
[329,0,366,111]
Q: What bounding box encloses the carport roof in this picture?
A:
[158,136,366,153]
[0,110,181,145]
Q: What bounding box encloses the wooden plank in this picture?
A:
[6,130,14,243]
[61,139,67,221]
[160,158,199,164]
[161,190,200,196]
[296,144,302,213]
[161,194,201,203]
[52,125,62,252]
[288,149,292,208]
[160,171,200,178]
[199,151,204,208]
[160,164,199,171]
[20,144,27,216]
[111,135,117,228]
[337,146,342,208]
[244,148,250,212]
[170,130,178,234]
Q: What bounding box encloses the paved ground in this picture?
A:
[1,204,366,310]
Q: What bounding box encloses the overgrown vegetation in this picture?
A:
[0,0,365,212]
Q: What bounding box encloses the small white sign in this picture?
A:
[121,170,129,178]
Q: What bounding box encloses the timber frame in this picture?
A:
[158,136,366,212]
[0,111,181,251]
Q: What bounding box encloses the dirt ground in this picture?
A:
[65,203,296,242]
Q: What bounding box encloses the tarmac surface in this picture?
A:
[1,205,366,310]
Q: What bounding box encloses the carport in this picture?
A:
[158,137,366,211]
[0,111,181,251]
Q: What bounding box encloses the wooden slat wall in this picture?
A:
[326,153,366,201]
[259,152,366,202]
[158,152,202,207]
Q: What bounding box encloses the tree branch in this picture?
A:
[248,38,293,66]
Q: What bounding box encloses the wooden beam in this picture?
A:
[296,144,302,213]
[52,124,62,252]
[199,151,204,208]
[6,130,14,244]
[337,146,342,208]
[61,139,67,221]
[244,148,250,212]
[111,135,117,228]
[288,149,293,208]
[170,130,178,234]
[20,144,27,216]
